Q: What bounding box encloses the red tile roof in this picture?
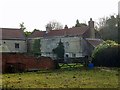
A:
[86,38,103,47]
[28,30,45,38]
[0,28,25,40]
[28,26,89,38]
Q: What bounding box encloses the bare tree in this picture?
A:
[46,20,63,30]
[97,17,109,29]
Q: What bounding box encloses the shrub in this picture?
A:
[32,39,41,56]
[92,40,120,67]
[52,40,65,59]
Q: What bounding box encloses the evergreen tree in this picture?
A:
[98,15,119,43]
[52,40,65,59]
[75,19,87,27]
[32,39,41,56]
[75,19,81,27]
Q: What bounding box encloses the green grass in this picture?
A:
[1,64,119,88]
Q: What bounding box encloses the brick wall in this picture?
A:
[0,54,2,73]
[2,53,56,73]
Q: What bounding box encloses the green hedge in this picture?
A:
[92,40,120,67]
[32,39,41,56]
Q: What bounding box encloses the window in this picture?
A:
[15,43,19,48]
[72,53,76,58]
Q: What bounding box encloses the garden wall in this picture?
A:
[1,53,56,73]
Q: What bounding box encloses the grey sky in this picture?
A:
[0,0,119,31]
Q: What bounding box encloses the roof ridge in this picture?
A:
[28,26,89,38]
[1,28,20,30]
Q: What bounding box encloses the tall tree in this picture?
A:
[118,15,120,43]
[75,19,87,27]
[98,15,119,43]
[19,22,26,31]
[75,19,80,27]
[19,22,32,37]
[46,20,63,30]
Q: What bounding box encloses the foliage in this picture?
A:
[52,40,65,59]
[75,19,80,27]
[32,39,41,56]
[92,40,119,67]
[24,31,32,37]
[98,15,119,43]
[75,19,87,27]
[2,67,118,88]
[19,22,32,37]
[118,15,120,43]
[19,22,26,31]
[46,20,63,30]
[92,40,118,58]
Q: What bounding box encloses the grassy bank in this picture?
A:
[1,64,119,88]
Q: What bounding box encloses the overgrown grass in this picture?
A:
[1,64,119,88]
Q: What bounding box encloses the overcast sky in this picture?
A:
[0,0,119,31]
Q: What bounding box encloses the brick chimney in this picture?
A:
[88,18,95,38]
[46,24,52,33]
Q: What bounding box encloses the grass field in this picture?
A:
[1,64,119,88]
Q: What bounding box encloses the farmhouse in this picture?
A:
[0,28,27,53]
[0,28,58,73]
[28,18,103,59]
[0,18,103,58]
[0,18,103,73]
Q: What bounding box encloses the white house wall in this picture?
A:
[41,36,83,58]
[1,40,27,53]
[41,37,59,57]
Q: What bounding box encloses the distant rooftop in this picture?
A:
[0,28,25,40]
[28,26,89,38]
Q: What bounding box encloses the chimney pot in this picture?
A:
[90,18,92,21]
[64,25,68,29]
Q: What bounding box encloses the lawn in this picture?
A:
[1,64,119,89]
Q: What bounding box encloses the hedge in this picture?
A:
[92,40,120,67]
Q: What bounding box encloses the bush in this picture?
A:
[92,40,120,67]
[32,39,41,57]
[52,40,65,59]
